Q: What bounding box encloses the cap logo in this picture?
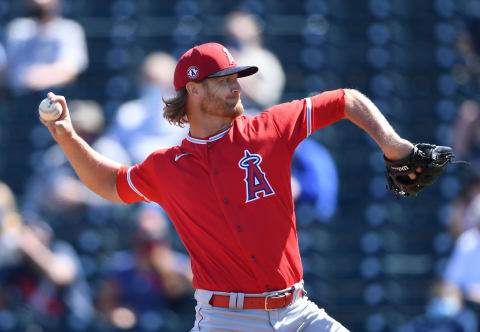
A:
[187,66,199,80]
[222,47,235,65]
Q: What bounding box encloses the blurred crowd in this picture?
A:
[0,0,479,331]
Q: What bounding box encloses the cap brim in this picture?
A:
[207,66,258,79]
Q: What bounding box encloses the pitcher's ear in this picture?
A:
[186,82,200,96]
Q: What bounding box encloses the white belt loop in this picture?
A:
[228,293,238,309]
[236,293,245,309]
[293,280,305,301]
[228,292,245,309]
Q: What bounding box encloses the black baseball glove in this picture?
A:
[384,143,460,199]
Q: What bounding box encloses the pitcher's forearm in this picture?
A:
[58,133,123,203]
[343,89,413,160]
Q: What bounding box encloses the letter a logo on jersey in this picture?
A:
[238,150,275,203]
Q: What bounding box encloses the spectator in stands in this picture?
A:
[447,174,480,239]
[1,0,88,195]
[107,51,188,164]
[0,182,23,268]
[456,14,480,84]
[0,181,94,331]
[451,100,480,175]
[291,138,339,222]
[96,206,193,331]
[443,194,480,305]
[452,14,480,169]
[4,0,88,94]
[224,11,286,113]
[394,281,477,332]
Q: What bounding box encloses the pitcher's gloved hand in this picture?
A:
[384,143,460,199]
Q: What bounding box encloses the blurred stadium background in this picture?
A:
[0,0,479,331]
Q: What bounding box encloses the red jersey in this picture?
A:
[116,89,345,293]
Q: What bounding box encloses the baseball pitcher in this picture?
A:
[40,42,455,331]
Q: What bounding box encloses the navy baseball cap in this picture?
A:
[173,42,258,91]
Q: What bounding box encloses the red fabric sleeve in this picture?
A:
[116,166,141,204]
[265,89,345,150]
[116,150,167,204]
[311,89,345,130]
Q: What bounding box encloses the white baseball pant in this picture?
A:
[190,281,349,331]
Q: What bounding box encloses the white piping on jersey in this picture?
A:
[126,167,151,202]
[186,126,231,144]
[174,152,190,162]
[306,97,312,136]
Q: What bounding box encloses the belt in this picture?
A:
[209,289,303,311]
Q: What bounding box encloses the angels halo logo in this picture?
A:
[238,150,275,203]
[187,66,199,79]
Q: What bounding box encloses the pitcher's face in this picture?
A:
[199,74,244,120]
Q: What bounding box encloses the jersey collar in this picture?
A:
[186,125,231,144]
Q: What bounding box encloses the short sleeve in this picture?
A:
[266,89,345,150]
[310,89,345,130]
[116,150,167,204]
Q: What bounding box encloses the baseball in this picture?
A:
[38,98,63,121]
